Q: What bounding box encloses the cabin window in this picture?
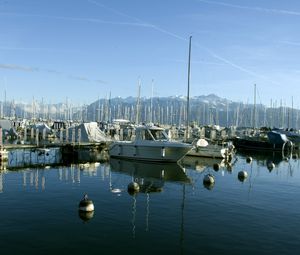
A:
[145,130,154,140]
[150,130,168,140]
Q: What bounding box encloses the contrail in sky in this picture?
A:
[87,0,276,84]
[0,12,154,28]
[87,0,280,85]
[195,0,300,16]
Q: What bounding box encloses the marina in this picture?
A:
[1,0,300,254]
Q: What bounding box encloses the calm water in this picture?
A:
[1,150,300,255]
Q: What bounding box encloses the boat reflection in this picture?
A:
[236,149,299,167]
[180,155,233,172]
[109,158,191,193]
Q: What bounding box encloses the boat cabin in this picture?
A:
[135,126,169,141]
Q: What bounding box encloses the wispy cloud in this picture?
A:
[87,0,146,23]
[69,75,91,82]
[94,79,108,84]
[195,0,300,16]
[279,40,300,46]
[0,63,107,84]
[0,12,154,28]
[0,45,80,53]
[87,0,279,85]
[165,58,226,66]
[0,63,38,72]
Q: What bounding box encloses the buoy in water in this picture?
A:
[78,210,94,222]
[127,182,140,195]
[266,160,275,171]
[78,194,94,212]
[246,157,252,163]
[203,174,215,185]
[203,182,215,190]
[213,163,220,171]
[238,171,248,181]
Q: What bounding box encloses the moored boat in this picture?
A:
[109,124,192,162]
[186,138,234,159]
[232,130,293,152]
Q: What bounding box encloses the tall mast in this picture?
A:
[186,36,192,141]
[253,84,256,129]
[135,78,141,124]
[150,79,154,123]
[291,96,294,129]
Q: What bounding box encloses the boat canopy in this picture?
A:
[135,126,169,141]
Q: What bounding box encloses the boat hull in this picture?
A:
[232,137,286,151]
[187,146,227,158]
[109,141,192,162]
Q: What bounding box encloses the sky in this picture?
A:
[1,0,300,107]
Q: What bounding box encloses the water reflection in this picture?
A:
[0,162,111,193]
[7,148,61,169]
[78,210,95,222]
[180,156,231,172]
[110,158,191,191]
[237,148,299,166]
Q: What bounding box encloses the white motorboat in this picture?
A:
[109,125,192,162]
[186,138,234,159]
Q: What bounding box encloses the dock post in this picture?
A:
[43,128,46,141]
[60,128,63,143]
[72,128,75,144]
[65,128,69,144]
[78,128,81,145]
[0,127,2,148]
[120,128,123,141]
[36,129,39,147]
[24,126,27,142]
[31,128,34,140]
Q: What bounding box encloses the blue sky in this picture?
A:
[1,0,300,107]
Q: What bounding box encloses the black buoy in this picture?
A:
[127,181,140,195]
[213,163,220,171]
[266,160,275,172]
[238,170,248,182]
[78,194,94,212]
[246,157,252,163]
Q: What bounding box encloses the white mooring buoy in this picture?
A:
[128,181,140,194]
[238,171,248,181]
[203,174,215,190]
[78,194,94,212]
[203,174,215,184]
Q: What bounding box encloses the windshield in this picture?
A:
[150,129,168,140]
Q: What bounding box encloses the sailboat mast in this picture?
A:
[186,36,192,141]
[135,78,141,124]
[150,79,154,123]
[253,84,256,129]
